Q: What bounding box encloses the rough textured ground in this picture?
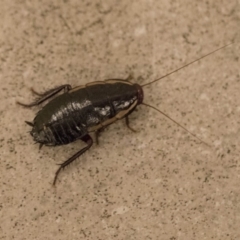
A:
[0,0,239,239]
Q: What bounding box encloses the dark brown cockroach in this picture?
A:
[17,44,232,185]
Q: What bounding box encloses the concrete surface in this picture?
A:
[1,0,240,239]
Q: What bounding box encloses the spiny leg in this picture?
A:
[53,134,93,185]
[125,116,137,132]
[17,84,72,108]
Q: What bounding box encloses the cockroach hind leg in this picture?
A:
[30,87,45,96]
[16,101,33,108]
[25,121,34,127]
[31,84,72,96]
[19,84,73,108]
[17,99,43,108]
[52,134,93,186]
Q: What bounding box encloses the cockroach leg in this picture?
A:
[25,121,34,127]
[125,116,137,132]
[32,84,72,96]
[125,74,134,82]
[30,88,45,96]
[95,127,106,145]
[17,84,72,108]
[95,130,100,145]
[53,134,93,185]
[39,143,43,150]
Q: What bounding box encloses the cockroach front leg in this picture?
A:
[125,116,137,132]
[17,84,72,107]
[53,134,93,185]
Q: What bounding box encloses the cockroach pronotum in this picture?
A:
[17,43,232,185]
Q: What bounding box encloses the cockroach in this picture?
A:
[17,43,232,185]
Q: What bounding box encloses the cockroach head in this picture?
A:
[134,84,144,104]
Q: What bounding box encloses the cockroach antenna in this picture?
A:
[140,42,234,146]
[141,102,211,147]
[141,43,233,87]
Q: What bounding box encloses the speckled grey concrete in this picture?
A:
[1,0,240,239]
